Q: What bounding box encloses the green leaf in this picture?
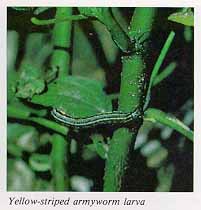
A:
[168,9,194,27]
[144,108,193,142]
[32,76,112,117]
[72,23,103,79]
[78,7,129,52]
[29,154,51,172]
[16,62,45,99]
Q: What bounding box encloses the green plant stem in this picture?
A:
[149,31,175,87]
[31,15,87,25]
[111,8,129,34]
[7,105,68,135]
[50,7,72,79]
[51,134,69,191]
[144,108,193,141]
[144,31,175,109]
[153,62,177,86]
[50,7,73,190]
[78,7,130,52]
[30,117,68,136]
[128,8,156,41]
[103,8,157,192]
[7,104,30,119]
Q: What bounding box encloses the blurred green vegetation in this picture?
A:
[7,7,193,192]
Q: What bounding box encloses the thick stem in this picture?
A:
[103,8,157,192]
[51,134,69,191]
[50,7,72,191]
[50,7,72,79]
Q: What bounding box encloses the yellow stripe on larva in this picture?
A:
[51,108,141,129]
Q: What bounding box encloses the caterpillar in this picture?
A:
[51,108,142,129]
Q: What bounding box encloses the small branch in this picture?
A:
[31,15,87,26]
[51,134,69,191]
[30,117,68,136]
[144,108,193,142]
[7,104,68,135]
[144,31,175,110]
[153,62,177,86]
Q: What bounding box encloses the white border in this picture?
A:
[2,0,201,7]
[0,0,7,192]
[1,0,201,209]
[194,6,201,193]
